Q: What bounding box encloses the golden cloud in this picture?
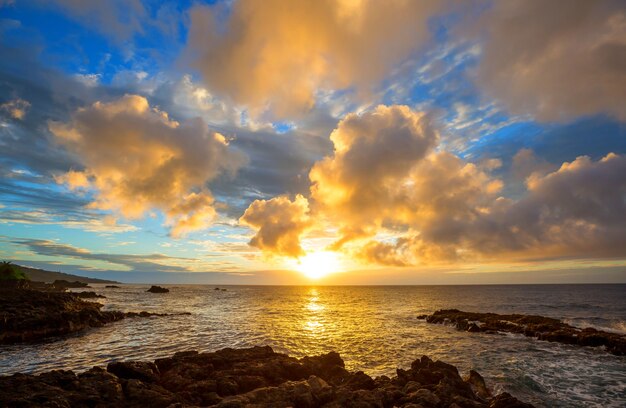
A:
[50,94,246,237]
[241,105,626,265]
[187,0,450,118]
[239,194,312,258]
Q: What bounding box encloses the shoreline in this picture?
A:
[0,286,183,344]
[0,345,534,407]
[419,309,626,356]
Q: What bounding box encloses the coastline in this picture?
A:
[0,346,534,407]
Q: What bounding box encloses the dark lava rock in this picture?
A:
[53,279,90,289]
[75,291,106,299]
[424,309,626,356]
[147,285,170,293]
[0,289,188,344]
[0,346,534,407]
[0,289,125,344]
[105,285,121,288]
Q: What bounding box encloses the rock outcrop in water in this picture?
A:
[0,346,534,407]
[0,289,186,344]
[147,285,170,293]
[420,309,626,356]
[53,279,91,289]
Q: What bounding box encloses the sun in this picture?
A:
[292,251,343,280]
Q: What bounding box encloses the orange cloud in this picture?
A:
[187,0,450,118]
[241,105,626,266]
[50,94,246,237]
[239,194,312,258]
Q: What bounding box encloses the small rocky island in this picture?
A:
[0,346,534,407]
[147,285,170,293]
[420,309,626,356]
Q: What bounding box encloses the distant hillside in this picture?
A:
[18,265,119,284]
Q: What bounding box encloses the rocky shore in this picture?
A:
[0,346,534,407]
[420,309,626,356]
[0,288,186,344]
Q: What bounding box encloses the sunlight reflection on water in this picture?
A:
[1,284,625,407]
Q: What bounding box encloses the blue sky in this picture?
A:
[0,0,625,284]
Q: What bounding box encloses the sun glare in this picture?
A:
[293,251,342,280]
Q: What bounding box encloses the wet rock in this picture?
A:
[0,289,188,344]
[147,285,169,293]
[75,291,106,299]
[488,392,535,408]
[424,309,626,356]
[465,369,491,400]
[0,289,125,344]
[0,346,536,407]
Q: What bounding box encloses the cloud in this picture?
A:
[49,94,246,237]
[474,0,626,121]
[13,238,191,273]
[0,209,137,233]
[44,0,147,42]
[309,105,441,246]
[0,98,30,119]
[242,104,626,266]
[186,0,450,118]
[239,194,312,257]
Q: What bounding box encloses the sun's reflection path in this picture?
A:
[303,288,326,334]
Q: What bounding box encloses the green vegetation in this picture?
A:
[0,261,29,280]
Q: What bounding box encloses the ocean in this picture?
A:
[1,284,625,407]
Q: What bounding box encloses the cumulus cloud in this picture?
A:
[475,0,626,121]
[0,98,30,119]
[239,194,312,257]
[310,105,441,245]
[242,104,626,265]
[187,0,450,118]
[49,94,246,237]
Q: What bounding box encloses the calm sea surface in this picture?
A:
[1,284,625,407]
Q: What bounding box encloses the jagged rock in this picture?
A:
[53,280,90,289]
[147,285,170,293]
[465,369,491,400]
[424,309,626,356]
[0,346,535,407]
[0,289,188,344]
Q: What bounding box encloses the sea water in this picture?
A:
[1,284,625,407]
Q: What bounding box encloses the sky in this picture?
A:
[0,0,625,284]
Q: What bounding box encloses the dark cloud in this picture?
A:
[473,0,626,122]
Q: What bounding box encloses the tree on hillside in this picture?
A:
[0,261,29,280]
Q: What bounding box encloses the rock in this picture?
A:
[107,361,160,383]
[0,288,188,344]
[465,370,491,400]
[0,346,536,407]
[53,280,90,289]
[0,289,125,344]
[489,392,535,408]
[424,309,626,356]
[75,291,106,299]
[147,285,169,293]
[105,285,120,288]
